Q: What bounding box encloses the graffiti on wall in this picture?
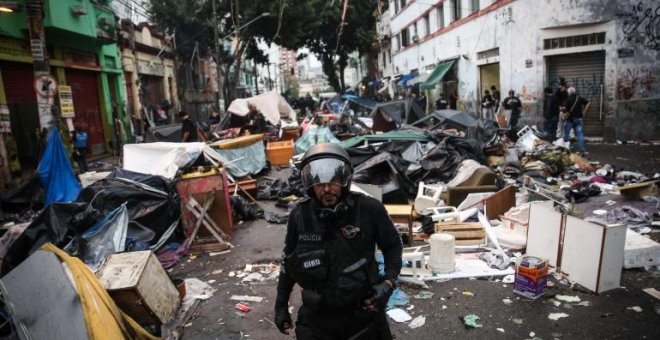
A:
[616,67,658,100]
[616,2,660,51]
[520,85,538,101]
[548,73,605,101]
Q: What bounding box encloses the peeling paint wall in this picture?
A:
[389,0,660,141]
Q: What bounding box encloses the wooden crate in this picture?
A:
[385,204,413,244]
[266,140,294,166]
[97,251,180,325]
[434,222,486,246]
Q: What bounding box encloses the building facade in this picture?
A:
[118,21,179,132]
[388,0,660,141]
[0,0,128,174]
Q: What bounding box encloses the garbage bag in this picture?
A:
[230,195,264,221]
[37,127,81,205]
[1,202,90,275]
[109,168,173,193]
[65,204,128,271]
[264,211,289,224]
[353,152,415,203]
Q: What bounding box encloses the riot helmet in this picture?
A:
[300,143,353,197]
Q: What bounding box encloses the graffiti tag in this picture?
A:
[616,67,657,100]
[616,2,660,51]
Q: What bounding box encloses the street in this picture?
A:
[171,143,660,340]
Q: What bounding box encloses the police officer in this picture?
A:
[274,143,403,340]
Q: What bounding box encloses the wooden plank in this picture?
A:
[484,186,516,220]
[188,196,228,239]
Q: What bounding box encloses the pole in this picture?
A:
[212,0,223,113]
[253,62,259,95]
[267,63,272,91]
[27,0,54,129]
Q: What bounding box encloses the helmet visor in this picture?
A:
[301,158,351,189]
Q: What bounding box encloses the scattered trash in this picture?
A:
[442,305,448,309]
[460,314,483,328]
[497,328,505,333]
[241,272,264,283]
[643,288,660,301]
[230,295,264,303]
[555,295,581,303]
[462,291,475,297]
[387,289,410,309]
[548,312,569,321]
[235,303,251,313]
[601,312,614,318]
[209,250,231,257]
[408,315,426,329]
[502,298,513,305]
[530,331,536,337]
[576,301,591,307]
[502,274,515,284]
[627,306,643,313]
[413,291,434,299]
[387,308,413,323]
[513,318,524,325]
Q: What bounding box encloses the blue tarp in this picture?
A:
[396,72,417,88]
[37,127,81,205]
[294,127,341,155]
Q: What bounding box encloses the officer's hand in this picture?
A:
[274,304,293,335]
[364,280,394,312]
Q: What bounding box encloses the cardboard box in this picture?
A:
[266,140,294,166]
[97,251,180,325]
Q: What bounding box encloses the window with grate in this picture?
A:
[477,48,500,60]
[543,32,606,50]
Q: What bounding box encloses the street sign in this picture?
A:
[33,75,57,98]
[58,85,75,118]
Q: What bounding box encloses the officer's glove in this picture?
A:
[364,280,394,312]
[274,300,293,334]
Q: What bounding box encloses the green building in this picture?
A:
[0,0,128,174]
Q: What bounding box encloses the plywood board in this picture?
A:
[598,224,626,292]
[561,216,603,292]
[526,203,563,267]
[624,228,660,269]
[484,185,516,220]
[97,251,151,289]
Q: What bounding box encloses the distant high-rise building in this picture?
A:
[280,49,297,78]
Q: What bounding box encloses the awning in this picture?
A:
[421,60,455,89]
[409,72,430,86]
[396,72,417,87]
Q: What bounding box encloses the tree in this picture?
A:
[297,0,378,92]
[147,0,316,106]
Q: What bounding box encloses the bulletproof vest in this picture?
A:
[286,195,373,310]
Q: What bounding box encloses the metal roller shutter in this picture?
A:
[0,61,40,167]
[66,69,107,156]
[547,51,605,137]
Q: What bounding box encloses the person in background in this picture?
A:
[554,78,568,138]
[490,85,501,114]
[179,111,199,142]
[274,143,402,339]
[449,91,458,110]
[245,102,268,134]
[207,110,221,131]
[562,87,590,155]
[502,90,523,130]
[435,93,449,110]
[481,89,494,120]
[542,87,559,141]
[71,124,89,173]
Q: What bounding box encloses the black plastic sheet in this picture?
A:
[230,195,264,221]
[0,174,44,216]
[1,202,89,275]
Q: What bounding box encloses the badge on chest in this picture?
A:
[340,225,360,239]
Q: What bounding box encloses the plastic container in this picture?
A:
[266,140,294,166]
[429,233,456,274]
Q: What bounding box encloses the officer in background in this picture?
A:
[274,143,403,340]
[71,124,89,173]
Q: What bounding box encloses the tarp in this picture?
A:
[214,139,267,177]
[371,98,426,128]
[340,130,429,149]
[294,127,341,155]
[37,127,81,205]
[227,91,295,125]
[348,97,379,111]
[123,142,239,179]
[396,72,417,88]
[421,60,455,89]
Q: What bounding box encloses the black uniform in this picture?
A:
[276,192,402,340]
[181,118,198,142]
[502,96,522,129]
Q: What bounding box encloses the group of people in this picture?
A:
[543,79,591,154]
[179,101,271,142]
[479,81,590,154]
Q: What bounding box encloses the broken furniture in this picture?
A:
[385,204,414,244]
[623,229,660,269]
[97,250,180,326]
[414,181,444,215]
[618,179,660,200]
[441,167,498,207]
[483,186,516,220]
[525,203,626,293]
[177,170,233,254]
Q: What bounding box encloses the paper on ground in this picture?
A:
[230,295,264,303]
[408,315,426,329]
[386,308,412,323]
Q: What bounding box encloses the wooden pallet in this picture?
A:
[434,222,486,246]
